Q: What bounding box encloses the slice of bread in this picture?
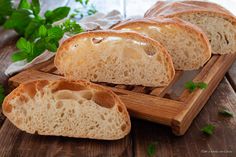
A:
[145,1,236,54]
[54,30,175,87]
[113,18,211,70]
[2,79,131,140]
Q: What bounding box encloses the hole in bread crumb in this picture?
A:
[124,71,128,77]
[89,126,95,130]
[56,102,63,109]
[4,103,12,113]
[78,100,84,104]
[81,90,93,100]
[55,91,78,100]
[94,74,98,79]
[53,124,58,129]
[108,118,112,122]
[224,35,229,44]
[74,44,79,48]
[118,106,123,113]
[61,113,64,117]
[184,51,189,57]
[93,91,115,108]
[121,124,126,131]
[19,95,29,103]
[92,37,104,44]
[101,115,105,120]
[144,45,156,56]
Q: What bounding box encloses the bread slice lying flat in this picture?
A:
[145,1,236,54]
[2,80,131,140]
[55,30,175,87]
[113,18,211,70]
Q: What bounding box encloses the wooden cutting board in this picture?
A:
[8,54,236,135]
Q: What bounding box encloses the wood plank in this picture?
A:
[226,61,236,91]
[173,54,236,135]
[150,70,183,97]
[0,29,18,129]
[0,28,18,49]
[178,55,219,101]
[0,120,133,157]
[133,77,236,157]
[0,38,17,85]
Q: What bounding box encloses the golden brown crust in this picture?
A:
[54,30,175,85]
[113,17,211,66]
[144,1,236,24]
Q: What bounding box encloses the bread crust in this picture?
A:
[2,79,131,140]
[112,17,211,69]
[144,1,236,25]
[55,30,175,86]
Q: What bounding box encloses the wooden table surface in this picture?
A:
[0,1,236,157]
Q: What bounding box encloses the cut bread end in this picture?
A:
[2,80,131,140]
[55,30,175,87]
[113,18,211,70]
[177,12,236,54]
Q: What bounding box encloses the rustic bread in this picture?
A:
[113,18,211,70]
[54,30,175,87]
[145,1,236,54]
[2,80,131,140]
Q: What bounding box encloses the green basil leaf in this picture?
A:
[147,144,156,157]
[4,9,33,35]
[47,43,57,52]
[25,19,42,39]
[31,0,40,15]
[45,7,70,24]
[18,0,31,10]
[85,0,89,5]
[16,37,34,54]
[201,124,215,135]
[219,109,234,117]
[184,81,196,92]
[0,84,4,93]
[0,0,13,16]
[0,16,6,25]
[34,39,46,53]
[47,26,64,40]
[61,19,84,35]
[11,51,28,62]
[38,25,47,37]
[75,0,83,5]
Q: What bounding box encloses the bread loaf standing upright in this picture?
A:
[113,18,211,70]
[55,30,175,87]
[2,79,131,140]
[145,1,236,54]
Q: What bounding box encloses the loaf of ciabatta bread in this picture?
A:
[113,18,211,70]
[54,30,175,87]
[2,80,131,140]
[145,1,236,54]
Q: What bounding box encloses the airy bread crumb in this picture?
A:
[55,30,175,87]
[2,80,131,140]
